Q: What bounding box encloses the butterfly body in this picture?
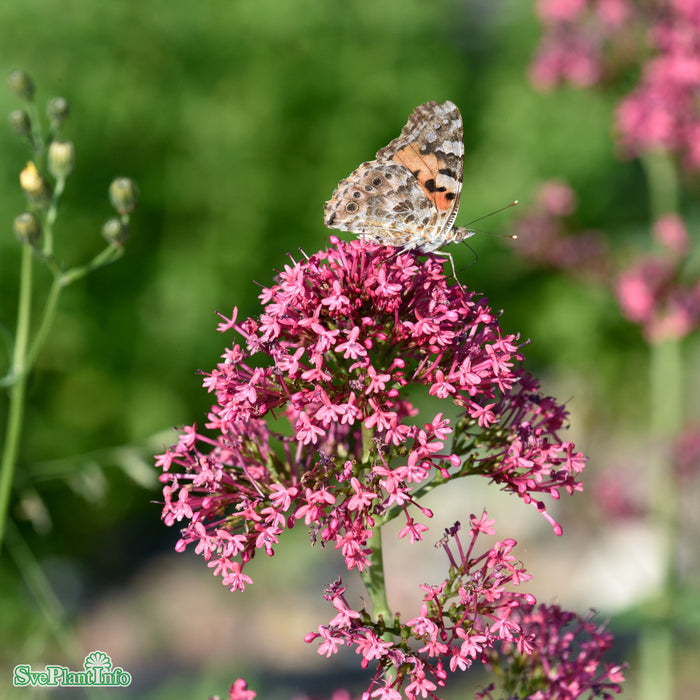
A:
[324,100,474,253]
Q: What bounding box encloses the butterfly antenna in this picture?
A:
[465,200,519,238]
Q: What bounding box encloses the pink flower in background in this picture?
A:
[537,0,587,24]
[673,424,700,483]
[615,217,700,342]
[537,179,577,217]
[592,467,647,520]
[615,257,671,326]
[653,213,689,257]
[478,604,626,699]
[531,0,700,168]
[511,179,609,277]
[530,0,636,89]
[529,33,602,89]
[616,0,700,166]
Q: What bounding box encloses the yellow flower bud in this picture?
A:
[20,162,51,207]
[48,140,75,179]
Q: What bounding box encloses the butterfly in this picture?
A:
[324,100,475,273]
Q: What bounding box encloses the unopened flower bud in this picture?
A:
[8,70,35,101]
[47,96,70,126]
[8,109,31,137]
[20,162,51,206]
[13,212,42,245]
[48,140,75,179]
[102,217,130,245]
[109,178,139,215]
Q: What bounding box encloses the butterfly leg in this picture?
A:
[433,250,464,290]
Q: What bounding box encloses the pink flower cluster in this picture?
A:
[511,184,700,342]
[304,513,537,700]
[210,679,257,700]
[157,237,587,590]
[213,515,624,700]
[531,0,700,168]
[511,180,608,278]
[615,214,700,341]
[530,0,635,89]
[478,603,626,699]
[617,0,700,168]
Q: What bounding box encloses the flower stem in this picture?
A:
[26,276,62,371]
[361,524,393,630]
[641,151,679,220]
[0,245,34,557]
[639,337,681,700]
[637,150,682,700]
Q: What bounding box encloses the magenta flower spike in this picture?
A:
[158,237,621,698]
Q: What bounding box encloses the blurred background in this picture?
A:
[1,0,699,698]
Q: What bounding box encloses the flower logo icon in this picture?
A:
[84,651,112,672]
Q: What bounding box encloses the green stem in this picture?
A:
[360,524,392,630]
[637,150,682,700]
[0,245,34,557]
[43,175,66,257]
[639,338,681,700]
[25,244,123,370]
[26,100,45,160]
[641,151,679,220]
[25,276,62,371]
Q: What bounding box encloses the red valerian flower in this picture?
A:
[530,0,700,170]
[511,180,609,279]
[477,603,626,700]
[305,515,537,699]
[157,237,587,589]
[615,216,700,342]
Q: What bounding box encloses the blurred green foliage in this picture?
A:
[2,0,698,697]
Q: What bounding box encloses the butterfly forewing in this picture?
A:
[324,100,465,253]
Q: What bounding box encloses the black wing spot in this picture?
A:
[372,177,382,187]
[346,202,358,213]
[438,168,456,178]
[445,192,456,201]
[424,178,447,193]
[352,191,362,199]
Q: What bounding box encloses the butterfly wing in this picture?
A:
[376,100,464,243]
[324,100,464,252]
[323,162,443,248]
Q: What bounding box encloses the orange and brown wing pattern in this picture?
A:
[376,101,464,229]
[324,100,465,253]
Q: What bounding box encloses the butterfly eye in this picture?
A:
[346,202,358,213]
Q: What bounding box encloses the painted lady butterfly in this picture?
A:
[324,101,474,262]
